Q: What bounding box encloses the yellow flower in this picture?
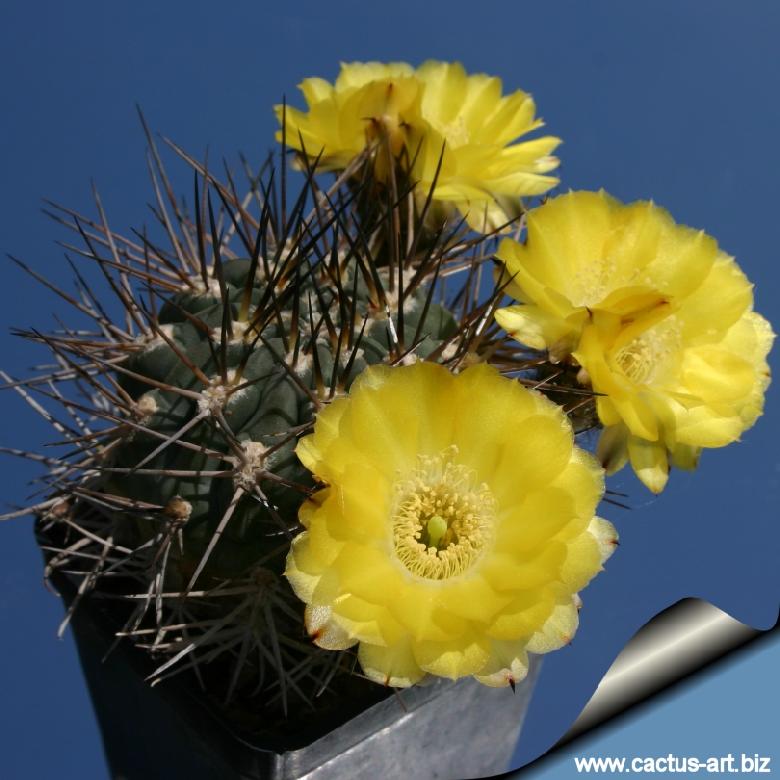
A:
[276,61,561,232]
[276,62,421,174]
[285,362,616,688]
[495,191,774,493]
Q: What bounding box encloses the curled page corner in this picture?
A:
[556,597,775,748]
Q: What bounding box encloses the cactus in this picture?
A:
[105,246,458,587]
[2,123,579,735]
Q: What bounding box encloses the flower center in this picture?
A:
[614,318,681,385]
[391,446,495,580]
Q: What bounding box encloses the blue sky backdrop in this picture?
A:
[1,2,778,777]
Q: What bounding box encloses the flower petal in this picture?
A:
[359,640,426,688]
[525,599,579,653]
[495,303,577,355]
[413,636,492,679]
[627,436,669,494]
[304,605,358,651]
[474,640,530,687]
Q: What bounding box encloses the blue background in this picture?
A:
[1,2,778,778]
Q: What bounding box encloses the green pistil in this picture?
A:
[425,514,448,549]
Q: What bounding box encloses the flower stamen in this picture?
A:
[391,446,495,579]
[615,319,681,385]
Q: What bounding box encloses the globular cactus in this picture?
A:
[107,253,458,587]
[3,126,554,732]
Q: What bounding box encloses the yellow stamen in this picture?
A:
[391,446,495,580]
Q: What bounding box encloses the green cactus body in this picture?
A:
[106,256,459,586]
